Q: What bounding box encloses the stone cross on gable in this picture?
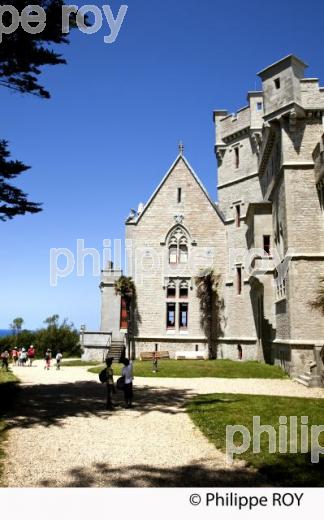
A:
[178,141,184,155]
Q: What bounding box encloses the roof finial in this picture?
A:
[178,141,184,156]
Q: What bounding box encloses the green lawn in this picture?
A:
[187,393,324,486]
[61,360,101,367]
[0,370,19,485]
[88,359,287,379]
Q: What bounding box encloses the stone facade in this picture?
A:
[98,55,324,378]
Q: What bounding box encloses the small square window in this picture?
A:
[257,102,263,111]
[274,78,281,90]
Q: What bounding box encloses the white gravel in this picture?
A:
[2,363,324,487]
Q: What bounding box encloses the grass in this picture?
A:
[187,393,324,486]
[88,359,287,379]
[0,369,19,485]
[60,360,101,367]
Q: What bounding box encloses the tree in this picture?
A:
[195,269,222,359]
[0,1,76,99]
[38,314,80,356]
[9,317,24,346]
[0,1,78,221]
[114,276,137,359]
[0,140,42,221]
[310,278,324,316]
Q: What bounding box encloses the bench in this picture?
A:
[140,351,170,361]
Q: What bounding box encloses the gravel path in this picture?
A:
[2,363,324,487]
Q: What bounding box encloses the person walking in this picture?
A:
[44,349,52,370]
[55,350,63,370]
[105,357,115,410]
[11,348,18,366]
[20,348,27,367]
[1,350,9,371]
[27,345,36,367]
[122,358,134,408]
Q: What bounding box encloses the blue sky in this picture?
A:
[1,0,324,330]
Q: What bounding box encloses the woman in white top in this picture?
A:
[122,358,134,408]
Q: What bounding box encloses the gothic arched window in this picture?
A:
[168,227,189,265]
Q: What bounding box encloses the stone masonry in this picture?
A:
[96,55,324,380]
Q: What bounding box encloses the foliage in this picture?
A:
[195,269,223,359]
[310,278,324,316]
[0,1,76,99]
[114,276,136,309]
[187,393,324,486]
[9,317,24,333]
[0,370,19,485]
[0,141,42,221]
[0,315,80,357]
[89,359,287,379]
[0,1,78,221]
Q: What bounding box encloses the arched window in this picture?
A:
[179,280,189,298]
[168,227,189,265]
[167,280,176,298]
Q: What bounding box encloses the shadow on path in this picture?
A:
[3,380,194,429]
[38,460,264,487]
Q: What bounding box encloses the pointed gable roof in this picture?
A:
[126,154,225,225]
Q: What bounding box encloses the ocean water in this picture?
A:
[0,329,12,338]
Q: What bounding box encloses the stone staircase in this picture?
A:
[294,347,324,388]
[107,340,125,362]
[294,368,322,388]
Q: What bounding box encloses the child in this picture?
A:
[56,351,63,370]
[152,351,159,373]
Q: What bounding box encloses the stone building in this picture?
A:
[85,55,324,382]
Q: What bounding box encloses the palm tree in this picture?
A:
[310,278,324,316]
[195,269,222,359]
[114,276,136,359]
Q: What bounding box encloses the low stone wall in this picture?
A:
[81,331,111,363]
[217,341,258,361]
[133,339,208,360]
[82,347,109,363]
[271,342,318,377]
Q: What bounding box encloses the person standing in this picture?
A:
[122,358,134,408]
[27,345,36,367]
[55,351,63,370]
[152,352,159,373]
[44,349,52,370]
[105,357,115,410]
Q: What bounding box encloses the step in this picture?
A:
[294,377,310,387]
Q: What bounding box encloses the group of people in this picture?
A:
[0,346,63,370]
[0,345,36,370]
[104,357,134,411]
